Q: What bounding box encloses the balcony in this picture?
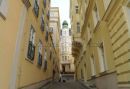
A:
[72,41,82,58]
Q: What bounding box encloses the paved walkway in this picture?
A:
[41,81,89,89]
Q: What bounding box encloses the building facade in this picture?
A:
[49,7,61,80]
[0,0,60,89]
[60,21,75,75]
[70,0,130,89]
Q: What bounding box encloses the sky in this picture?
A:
[51,0,70,28]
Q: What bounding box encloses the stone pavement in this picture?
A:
[40,81,89,89]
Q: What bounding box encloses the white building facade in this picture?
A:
[60,21,75,74]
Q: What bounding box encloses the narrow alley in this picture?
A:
[0,0,130,89]
[41,81,89,89]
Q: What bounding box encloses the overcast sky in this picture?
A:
[51,0,70,28]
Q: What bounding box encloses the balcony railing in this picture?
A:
[33,0,39,17]
[27,41,35,61]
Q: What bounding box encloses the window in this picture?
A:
[90,55,96,76]
[75,6,79,14]
[41,10,45,31]
[77,22,80,33]
[47,10,50,20]
[38,40,42,66]
[45,31,48,42]
[60,30,62,36]
[50,47,52,60]
[33,0,39,17]
[69,29,71,36]
[98,43,107,72]
[0,0,8,19]
[81,69,84,79]
[92,4,100,27]
[27,26,36,61]
[43,49,47,71]
[43,0,46,8]
[65,56,67,61]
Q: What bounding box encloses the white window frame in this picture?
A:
[29,26,36,45]
[38,40,42,54]
[38,40,42,66]
[90,55,96,76]
[98,42,107,73]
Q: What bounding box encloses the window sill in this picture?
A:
[25,57,34,64]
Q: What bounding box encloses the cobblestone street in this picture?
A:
[41,81,89,89]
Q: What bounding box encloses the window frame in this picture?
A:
[27,25,36,61]
[98,42,107,73]
[37,40,43,66]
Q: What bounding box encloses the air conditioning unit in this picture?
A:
[49,27,53,34]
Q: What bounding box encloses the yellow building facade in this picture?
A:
[70,0,130,89]
[0,0,60,89]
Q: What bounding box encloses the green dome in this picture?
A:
[62,20,68,26]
